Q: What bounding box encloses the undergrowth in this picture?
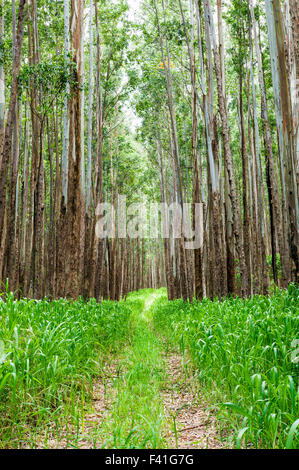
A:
[152,284,299,449]
[0,294,131,448]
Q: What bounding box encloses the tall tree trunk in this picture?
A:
[0,0,27,289]
[239,34,252,294]
[203,0,247,295]
[0,0,5,158]
[64,0,85,299]
[265,0,299,282]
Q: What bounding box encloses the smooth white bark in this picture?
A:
[86,0,94,209]
[62,0,70,205]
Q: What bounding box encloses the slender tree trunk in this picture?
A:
[239,36,252,294]
[266,0,299,282]
[0,0,5,158]
[64,0,85,299]
[0,0,27,287]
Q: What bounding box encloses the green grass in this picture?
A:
[0,293,132,448]
[0,288,168,448]
[152,284,299,449]
[0,285,298,449]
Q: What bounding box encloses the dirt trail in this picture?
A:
[162,353,224,448]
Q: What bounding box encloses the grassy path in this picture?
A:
[38,289,223,449]
[93,290,168,448]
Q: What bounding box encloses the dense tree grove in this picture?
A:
[0,0,298,301]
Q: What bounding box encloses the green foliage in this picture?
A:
[18,54,77,113]
[153,285,299,449]
[0,294,132,448]
[160,18,187,46]
[0,38,12,68]
[0,289,170,449]
[98,289,168,448]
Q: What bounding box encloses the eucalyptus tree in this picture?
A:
[264,0,299,283]
[0,0,5,154]
[0,0,27,291]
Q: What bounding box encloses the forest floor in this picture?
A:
[37,290,225,449]
[3,286,296,449]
